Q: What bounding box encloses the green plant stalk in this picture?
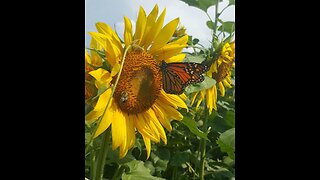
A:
[94,129,110,180]
[199,108,208,180]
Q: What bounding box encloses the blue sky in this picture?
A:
[85,0,235,48]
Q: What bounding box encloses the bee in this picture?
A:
[119,91,129,103]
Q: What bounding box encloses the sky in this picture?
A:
[85,0,235,48]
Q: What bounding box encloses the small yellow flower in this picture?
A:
[86,5,189,159]
[190,41,235,114]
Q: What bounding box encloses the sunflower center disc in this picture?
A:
[114,50,162,114]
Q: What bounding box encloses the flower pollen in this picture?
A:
[113,50,162,114]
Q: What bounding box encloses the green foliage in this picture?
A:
[218,21,235,34]
[180,0,219,12]
[122,160,165,180]
[181,116,208,140]
[184,76,216,94]
[217,128,235,160]
[207,20,215,30]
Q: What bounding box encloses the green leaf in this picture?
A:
[180,0,219,12]
[183,54,205,63]
[181,116,208,140]
[184,76,216,94]
[224,111,235,128]
[218,21,235,34]
[206,20,214,30]
[169,151,191,167]
[122,160,165,180]
[229,0,235,5]
[217,128,235,160]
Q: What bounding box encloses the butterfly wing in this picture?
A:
[160,60,208,94]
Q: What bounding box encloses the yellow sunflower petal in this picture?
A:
[140,5,159,47]
[89,38,103,67]
[85,50,91,64]
[96,22,123,52]
[111,62,120,77]
[133,6,147,44]
[88,68,112,89]
[119,113,131,158]
[196,91,205,110]
[152,104,172,132]
[168,34,188,45]
[223,79,232,88]
[179,93,188,101]
[146,109,167,144]
[165,53,186,63]
[89,32,109,50]
[159,90,188,110]
[155,100,183,121]
[111,107,127,150]
[190,92,199,106]
[143,8,166,49]
[124,16,133,47]
[142,135,151,159]
[127,115,136,149]
[149,18,180,53]
[134,114,159,142]
[105,37,121,66]
[85,88,112,121]
[152,44,188,61]
[93,100,116,138]
[218,81,225,97]
[207,87,218,113]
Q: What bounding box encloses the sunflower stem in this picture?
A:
[199,108,208,180]
[94,129,110,180]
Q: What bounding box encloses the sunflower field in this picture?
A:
[85,0,235,179]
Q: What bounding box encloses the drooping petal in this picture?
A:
[196,91,205,110]
[126,115,136,149]
[142,135,151,159]
[133,6,147,44]
[218,81,225,97]
[155,100,183,121]
[149,18,180,53]
[119,113,131,158]
[190,91,199,106]
[134,114,159,142]
[93,100,116,138]
[111,107,127,150]
[85,88,113,121]
[124,16,133,47]
[146,109,167,144]
[143,8,166,49]
[223,79,232,88]
[159,90,188,110]
[152,104,172,132]
[206,88,214,114]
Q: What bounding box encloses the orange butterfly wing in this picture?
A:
[160,60,208,94]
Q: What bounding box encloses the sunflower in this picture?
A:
[85,5,189,159]
[190,41,235,114]
[85,38,104,104]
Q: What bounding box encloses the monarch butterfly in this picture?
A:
[160,60,208,95]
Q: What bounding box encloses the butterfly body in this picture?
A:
[160,60,208,95]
